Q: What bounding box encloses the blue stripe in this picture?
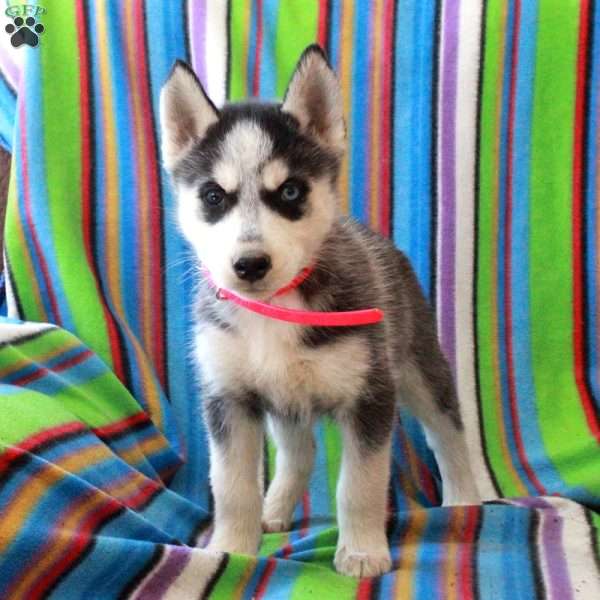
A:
[260,0,279,99]
[349,0,371,223]
[142,0,211,505]
[495,0,537,496]
[393,1,435,297]
[586,0,600,408]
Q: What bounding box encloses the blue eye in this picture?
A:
[203,187,225,206]
[280,181,302,202]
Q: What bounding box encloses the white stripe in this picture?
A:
[536,497,600,599]
[453,0,497,499]
[205,0,228,107]
[162,548,224,600]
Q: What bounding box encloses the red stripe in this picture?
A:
[10,349,93,387]
[417,458,440,506]
[75,0,127,383]
[92,411,150,438]
[24,478,158,599]
[379,0,395,237]
[30,505,122,600]
[254,542,294,599]
[252,0,264,97]
[504,0,546,494]
[317,0,329,48]
[132,0,167,387]
[300,490,311,535]
[18,102,62,325]
[253,557,277,600]
[458,506,479,600]
[356,579,373,599]
[0,421,87,473]
[572,0,600,442]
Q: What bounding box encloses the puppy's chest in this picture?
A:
[196,302,370,416]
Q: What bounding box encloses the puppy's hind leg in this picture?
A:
[263,416,315,533]
[399,357,480,506]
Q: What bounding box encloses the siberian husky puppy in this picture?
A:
[160,45,479,578]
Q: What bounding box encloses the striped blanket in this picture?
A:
[0,1,598,598]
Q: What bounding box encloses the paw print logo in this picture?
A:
[5,15,44,48]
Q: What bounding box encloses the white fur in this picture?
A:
[196,297,370,420]
[335,424,392,577]
[262,417,315,532]
[177,119,337,297]
[159,64,218,170]
[282,50,345,153]
[261,159,289,190]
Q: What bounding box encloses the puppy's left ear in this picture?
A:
[282,45,345,154]
[160,60,219,170]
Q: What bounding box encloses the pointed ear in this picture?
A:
[159,60,219,170]
[281,45,345,154]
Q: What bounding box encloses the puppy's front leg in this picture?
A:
[204,393,264,555]
[335,393,394,578]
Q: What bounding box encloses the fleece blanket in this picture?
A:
[0,1,598,598]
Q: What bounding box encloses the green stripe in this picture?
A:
[39,5,112,366]
[477,0,522,495]
[274,1,319,97]
[229,0,250,100]
[529,0,598,495]
[5,153,45,321]
[323,419,342,516]
[290,527,357,599]
[207,554,255,599]
[0,392,74,444]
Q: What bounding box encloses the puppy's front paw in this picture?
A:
[262,492,294,533]
[334,543,392,578]
[207,528,261,555]
[262,517,287,533]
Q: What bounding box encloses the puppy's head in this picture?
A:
[160,45,345,297]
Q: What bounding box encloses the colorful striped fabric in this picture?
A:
[0,0,599,598]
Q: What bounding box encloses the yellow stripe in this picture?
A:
[123,2,153,371]
[241,0,253,98]
[234,558,259,599]
[12,467,145,598]
[11,491,110,598]
[0,444,107,553]
[117,429,166,467]
[442,507,464,600]
[93,1,164,430]
[393,507,428,598]
[0,337,80,379]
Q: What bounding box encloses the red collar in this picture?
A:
[203,265,383,327]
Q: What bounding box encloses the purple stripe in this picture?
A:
[514,497,574,600]
[438,0,460,369]
[188,0,208,87]
[135,546,192,599]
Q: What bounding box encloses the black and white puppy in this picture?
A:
[160,45,479,578]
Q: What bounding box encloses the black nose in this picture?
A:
[233,254,272,282]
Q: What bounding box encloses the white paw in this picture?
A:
[262,494,293,532]
[334,544,392,578]
[442,487,480,507]
[207,529,261,555]
[262,518,287,533]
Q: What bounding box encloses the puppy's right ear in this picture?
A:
[159,61,219,170]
